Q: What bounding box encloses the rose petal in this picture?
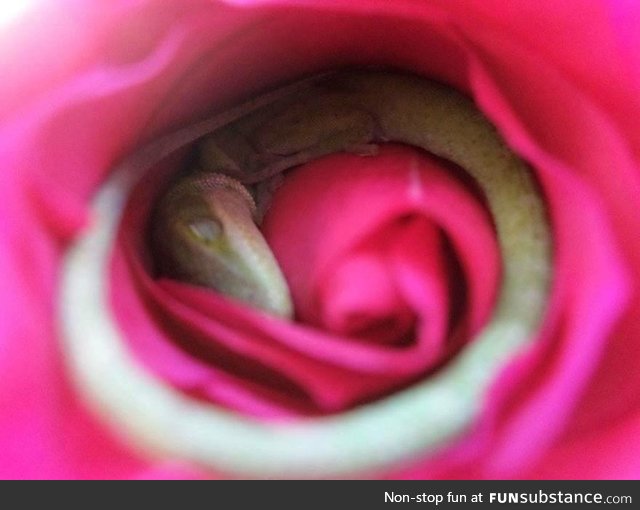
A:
[115,145,499,416]
[1,0,638,478]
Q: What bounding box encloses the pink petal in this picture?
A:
[116,145,498,414]
[1,0,638,479]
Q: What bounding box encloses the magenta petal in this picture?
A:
[526,409,640,479]
[318,253,416,344]
[0,0,270,479]
[263,145,499,337]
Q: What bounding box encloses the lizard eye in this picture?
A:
[187,217,222,243]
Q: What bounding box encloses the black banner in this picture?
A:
[5,480,638,509]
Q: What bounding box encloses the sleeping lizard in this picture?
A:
[152,70,550,329]
[61,69,552,477]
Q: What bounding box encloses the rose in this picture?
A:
[1,0,639,479]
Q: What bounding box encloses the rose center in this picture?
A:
[262,145,498,359]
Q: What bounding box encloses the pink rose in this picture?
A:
[1,0,639,479]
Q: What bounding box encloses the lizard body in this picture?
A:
[60,70,551,476]
[155,70,548,327]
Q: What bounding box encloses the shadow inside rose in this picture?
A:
[113,144,499,418]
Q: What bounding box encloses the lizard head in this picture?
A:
[152,172,292,318]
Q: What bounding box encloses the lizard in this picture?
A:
[151,69,550,330]
[60,69,552,477]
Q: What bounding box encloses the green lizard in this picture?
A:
[60,70,551,477]
[153,70,549,329]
